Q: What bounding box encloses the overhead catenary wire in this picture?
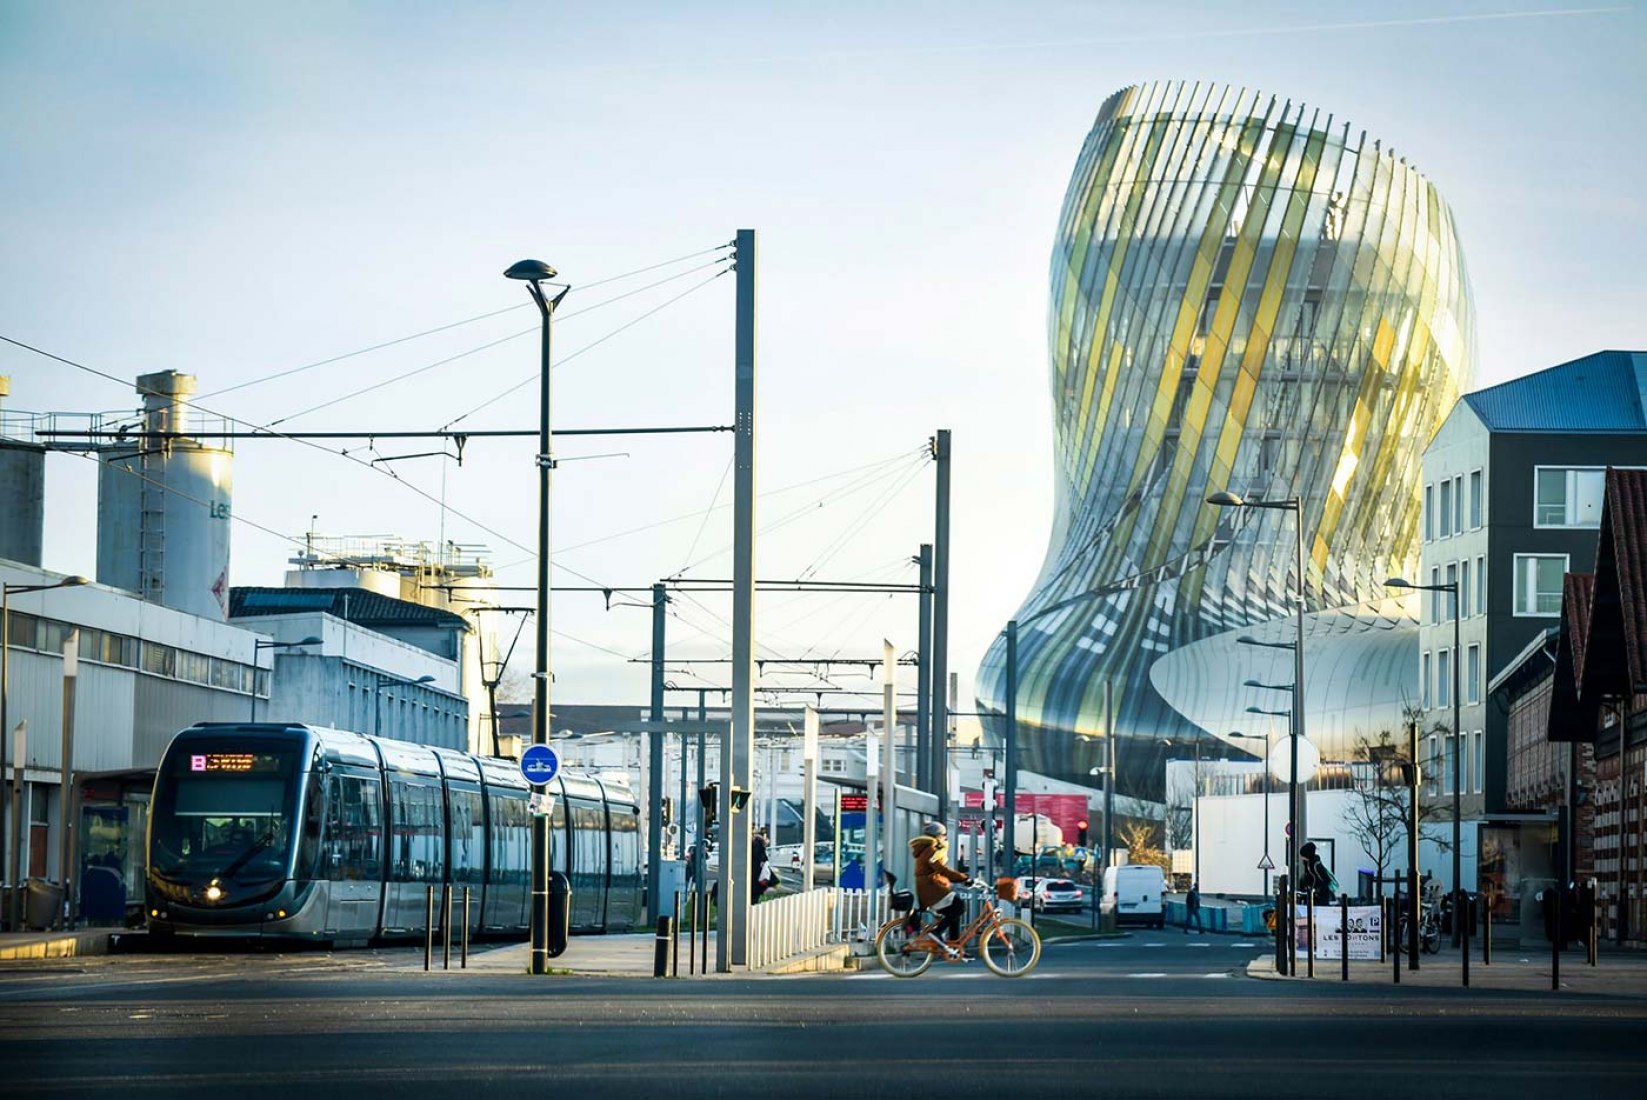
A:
[265,256,732,428]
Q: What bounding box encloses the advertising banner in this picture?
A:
[1298,905,1383,960]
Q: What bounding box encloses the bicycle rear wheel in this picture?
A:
[877,918,936,977]
[981,917,1041,977]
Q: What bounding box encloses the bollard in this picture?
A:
[443,883,452,971]
[424,885,434,972]
[672,892,681,979]
[1482,893,1491,966]
[1587,879,1599,966]
[1306,894,1316,979]
[461,887,470,969]
[1461,890,1470,988]
[1340,894,1350,982]
[699,887,709,974]
[1288,883,1298,977]
[1551,885,1562,991]
[547,871,571,958]
[1274,877,1288,976]
[653,915,673,978]
[1391,894,1401,985]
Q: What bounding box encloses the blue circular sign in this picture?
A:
[519,744,560,786]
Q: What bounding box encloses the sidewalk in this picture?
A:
[0,928,118,960]
[1246,942,1647,995]
[408,931,852,978]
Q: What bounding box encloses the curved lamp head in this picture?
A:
[296,635,323,647]
[1384,576,1414,590]
[61,576,89,587]
[1206,491,1246,507]
[504,259,558,282]
[1236,635,1260,646]
[414,674,436,685]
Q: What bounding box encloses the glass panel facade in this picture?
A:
[975,81,1476,795]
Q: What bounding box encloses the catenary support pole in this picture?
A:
[1004,621,1018,883]
[916,544,933,792]
[1408,716,1421,973]
[930,430,951,818]
[1104,681,1114,881]
[1341,893,1349,981]
[721,228,757,972]
[883,640,898,896]
[56,630,78,930]
[648,582,666,923]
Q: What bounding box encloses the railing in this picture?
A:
[748,887,836,970]
[828,888,883,951]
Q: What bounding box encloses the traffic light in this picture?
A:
[1077,819,1090,846]
[661,797,674,827]
[729,786,752,814]
[699,782,719,827]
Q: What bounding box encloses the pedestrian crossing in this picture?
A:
[836,969,1239,981]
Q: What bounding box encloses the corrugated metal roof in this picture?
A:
[1463,350,1647,432]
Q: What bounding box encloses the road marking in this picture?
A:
[1230,942,1257,947]
[1201,973,1229,979]
[1126,972,1169,978]
[1186,943,1211,948]
[1143,942,1165,948]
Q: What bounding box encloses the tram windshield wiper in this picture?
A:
[216,830,277,882]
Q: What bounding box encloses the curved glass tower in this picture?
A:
[976,81,1476,801]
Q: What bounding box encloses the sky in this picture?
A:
[1,1,1642,714]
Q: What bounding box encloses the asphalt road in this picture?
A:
[3,931,1643,1100]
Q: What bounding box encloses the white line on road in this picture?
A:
[1126,972,1169,978]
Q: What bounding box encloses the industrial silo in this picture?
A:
[96,370,234,620]
[0,377,46,567]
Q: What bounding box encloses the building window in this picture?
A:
[1476,555,1485,614]
[1446,562,1458,619]
[1473,731,1485,794]
[1424,484,1434,542]
[1469,469,1483,528]
[1466,644,1480,705]
[1437,647,1451,709]
[1430,566,1442,623]
[1534,467,1605,528]
[1427,735,1441,795]
[1454,475,1465,533]
[1513,553,1568,616]
[1438,479,1454,538]
[1461,559,1472,618]
[1421,652,1431,709]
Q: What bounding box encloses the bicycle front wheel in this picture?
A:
[981,917,1041,977]
[877,917,936,977]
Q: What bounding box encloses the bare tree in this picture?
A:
[1165,804,1193,851]
[1117,820,1169,871]
[1342,714,1452,888]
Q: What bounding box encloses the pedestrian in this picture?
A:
[752,827,778,904]
[1185,881,1204,934]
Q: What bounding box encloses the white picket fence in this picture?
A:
[748,887,837,969]
[828,888,884,952]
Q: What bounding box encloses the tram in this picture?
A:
[145,723,642,942]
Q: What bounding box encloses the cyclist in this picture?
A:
[909,821,970,957]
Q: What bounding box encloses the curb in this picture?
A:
[0,930,112,961]
[761,943,853,976]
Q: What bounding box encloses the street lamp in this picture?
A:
[1387,574,1463,945]
[372,673,437,737]
[507,257,571,977]
[1228,731,1273,894]
[249,636,322,721]
[2,575,87,928]
[1163,737,1202,887]
[1209,488,1308,899]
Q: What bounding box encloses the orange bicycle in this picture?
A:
[876,879,1041,978]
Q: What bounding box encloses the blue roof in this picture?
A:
[1464,350,1647,432]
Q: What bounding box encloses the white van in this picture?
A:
[1103,864,1166,929]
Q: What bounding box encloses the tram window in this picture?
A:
[326,773,382,881]
[488,792,529,887]
[391,779,445,883]
[298,772,325,878]
[573,801,604,884]
[449,786,484,885]
[610,805,639,877]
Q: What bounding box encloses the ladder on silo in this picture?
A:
[137,445,166,603]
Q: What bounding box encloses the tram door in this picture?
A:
[323,770,384,939]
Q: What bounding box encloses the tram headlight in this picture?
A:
[204,882,224,903]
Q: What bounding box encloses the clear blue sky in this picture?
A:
[2,1,1642,710]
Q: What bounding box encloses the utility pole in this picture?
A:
[56,629,78,930]
[930,430,952,818]
[648,582,666,923]
[720,228,757,972]
[1004,620,1018,878]
[1103,680,1115,877]
[916,544,933,792]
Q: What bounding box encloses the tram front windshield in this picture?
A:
[150,743,300,884]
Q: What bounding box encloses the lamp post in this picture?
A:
[372,674,437,737]
[1228,731,1272,894]
[249,636,321,721]
[507,257,570,977]
[3,575,86,926]
[1387,574,1463,945]
[1209,489,1308,898]
[1163,737,1202,887]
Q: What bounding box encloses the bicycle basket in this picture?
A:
[994,877,1020,902]
[889,890,916,913]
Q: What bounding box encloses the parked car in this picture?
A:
[1015,876,1085,914]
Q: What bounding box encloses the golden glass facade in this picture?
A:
[976,81,1476,797]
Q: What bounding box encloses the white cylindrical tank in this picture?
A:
[96,371,233,620]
